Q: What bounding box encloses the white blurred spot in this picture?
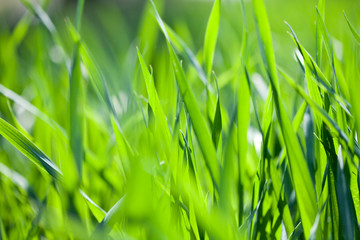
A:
[112,91,128,116]
[251,73,268,100]
[294,49,304,67]
[49,45,64,64]
[332,38,343,60]
[14,86,36,131]
[80,63,89,80]
[247,126,262,156]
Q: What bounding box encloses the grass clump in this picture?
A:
[0,0,360,239]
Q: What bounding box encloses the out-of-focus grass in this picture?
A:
[0,0,360,239]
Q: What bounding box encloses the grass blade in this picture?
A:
[137,48,171,144]
[204,0,221,77]
[253,0,279,90]
[69,0,86,180]
[253,0,318,238]
[66,20,115,115]
[343,11,360,44]
[164,23,208,87]
[279,68,360,159]
[336,148,356,239]
[151,0,220,187]
[211,72,222,149]
[0,117,62,180]
[286,23,352,116]
[0,84,67,140]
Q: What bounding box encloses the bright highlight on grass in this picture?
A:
[0,0,359,239]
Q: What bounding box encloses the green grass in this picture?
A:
[0,0,360,239]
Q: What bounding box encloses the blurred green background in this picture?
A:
[1,0,359,107]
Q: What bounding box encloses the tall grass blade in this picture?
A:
[253,1,318,238]
[150,0,220,186]
[204,0,221,77]
[69,0,86,180]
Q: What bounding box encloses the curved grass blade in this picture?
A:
[279,68,360,159]
[150,0,220,187]
[315,8,348,136]
[164,23,208,88]
[204,0,221,77]
[253,1,318,238]
[0,117,63,180]
[286,23,352,116]
[343,11,360,44]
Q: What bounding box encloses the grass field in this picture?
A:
[0,0,360,239]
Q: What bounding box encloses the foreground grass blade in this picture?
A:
[0,117,63,180]
[336,148,356,239]
[253,0,318,238]
[204,0,221,77]
[151,0,220,186]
